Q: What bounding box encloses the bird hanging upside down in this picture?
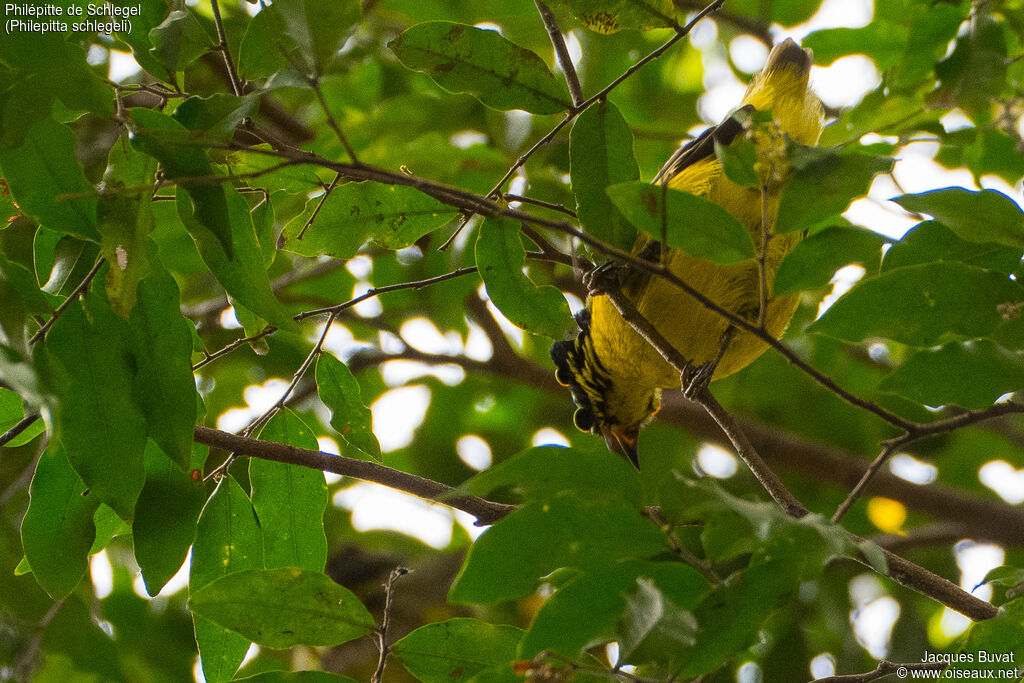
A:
[551,38,825,466]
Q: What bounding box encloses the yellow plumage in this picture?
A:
[552,39,824,464]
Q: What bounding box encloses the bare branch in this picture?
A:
[210,0,243,96]
[29,258,106,345]
[192,425,515,525]
[372,567,410,683]
[535,0,584,107]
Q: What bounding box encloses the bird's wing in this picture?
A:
[652,104,752,186]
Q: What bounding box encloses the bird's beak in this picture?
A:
[602,426,640,469]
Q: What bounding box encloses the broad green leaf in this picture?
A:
[113,0,174,81]
[252,410,328,571]
[449,494,666,604]
[97,143,156,316]
[264,0,361,76]
[315,353,381,461]
[775,148,892,233]
[569,100,639,251]
[457,445,643,506]
[0,387,44,447]
[935,14,1007,120]
[392,618,523,682]
[389,22,571,114]
[43,292,147,521]
[475,219,574,339]
[135,441,207,596]
[617,578,697,666]
[715,137,760,188]
[882,220,1024,275]
[130,107,233,258]
[880,340,1024,410]
[809,262,1024,347]
[172,94,259,139]
[0,117,99,241]
[954,600,1024,671]
[680,531,824,676]
[281,182,459,259]
[189,567,375,648]
[236,673,358,683]
[191,476,264,682]
[128,254,198,468]
[40,596,123,681]
[893,188,1024,249]
[820,91,943,147]
[149,8,211,73]
[803,23,908,70]
[238,8,288,80]
[606,182,753,264]
[774,225,885,295]
[892,2,970,89]
[89,504,129,555]
[521,562,708,658]
[175,187,297,333]
[20,444,99,599]
[551,0,676,33]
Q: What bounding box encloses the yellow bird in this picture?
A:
[551,39,824,465]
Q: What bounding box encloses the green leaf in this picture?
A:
[130,107,233,258]
[97,143,156,316]
[41,596,123,681]
[392,618,523,682]
[89,503,130,554]
[449,494,666,604]
[235,673,358,683]
[43,292,147,521]
[238,8,289,80]
[0,388,44,446]
[551,0,677,33]
[135,442,207,596]
[266,0,362,76]
[773,225,885,295]
[389,22,571,114]
[809,262,1024,347]
[149,8,212,73]
[521,561,708,658]
[315,353,382,461]
[880,340,1024,410]
[0,117,99,241]
[458,445,643,506]
[893,188,1024,249]
[189,567,375,648]
[606,182,753,264]
[191,476,264,682]
[252,410,328,571]
[775,147,892,234]
[112,0,175,81]
[954,600,1024,671]
[935,14,1007,120]
[569,100,640,251]
[128,254,198,468]
[172,94,259,139]
[281,182,459,259]
[803,23,909,70]
[715,137,760,188]
[892,2,969,89]
[20,444,99,599]
[882,220,1024,275]
[617,578,697,666]
[475,219,574,339]
[175,187,297,333]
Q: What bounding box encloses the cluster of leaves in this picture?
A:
[2,0,1024,681]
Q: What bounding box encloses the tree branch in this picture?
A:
[193,425,515,525]
[535,0,584,107]
[813,660,947,683]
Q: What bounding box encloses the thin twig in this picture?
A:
[193,425,515,525]
[28,258,106,344]
[0,413,41,448]
[372,567,410,683]
[644,506,722,585]
[535,0,584,107]
[308,79,359,163]
[297,172,344,239]
[192,325,278,371]
[832,442,899,523]
[504,193,577,217]
[210,0,243,96]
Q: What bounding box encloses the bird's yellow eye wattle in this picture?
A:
[555,366,573,387]
[573,408,595,433]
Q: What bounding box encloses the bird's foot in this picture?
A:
[681,326,737,399]
[583,261,624,297]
